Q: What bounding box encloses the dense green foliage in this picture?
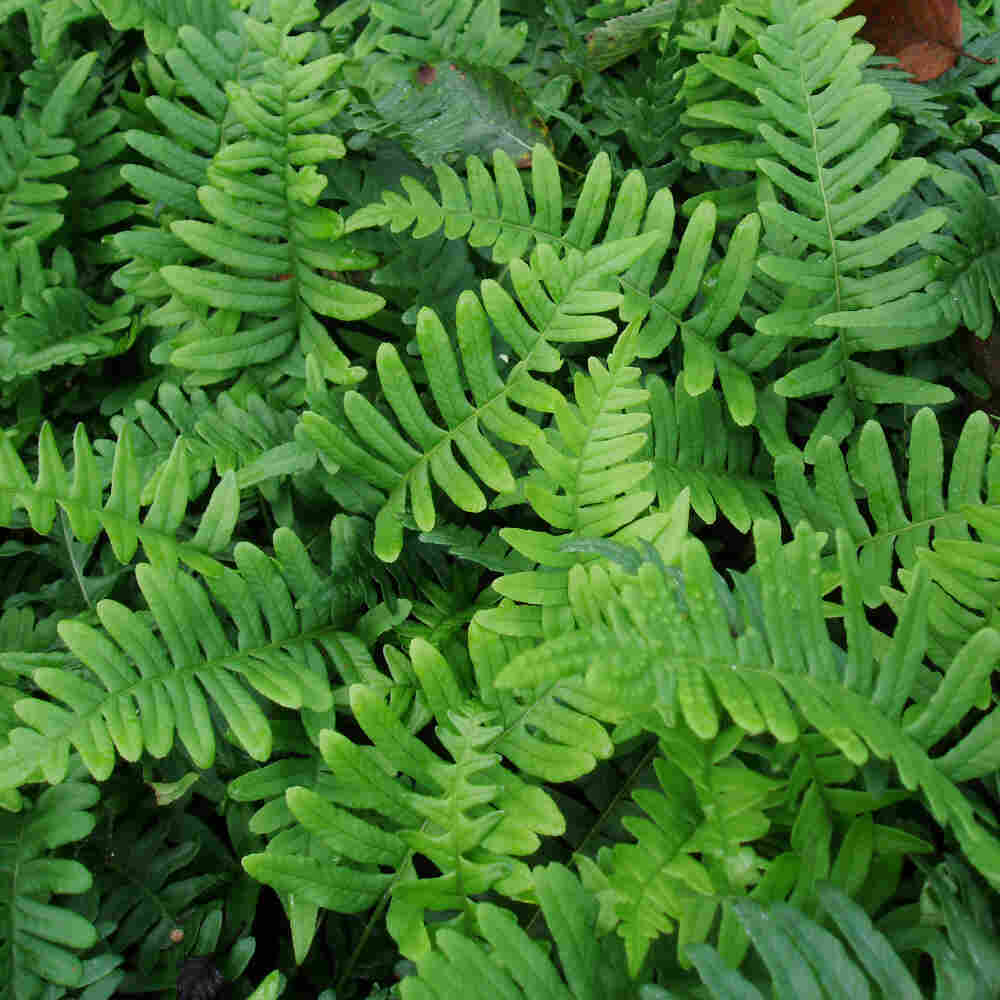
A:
[4,0,1000,996]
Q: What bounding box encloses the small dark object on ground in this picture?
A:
[176,956,225,1000]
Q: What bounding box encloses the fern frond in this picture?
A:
[0,239,135,383]
[298,233,660,562]
[0,526,388,789]
[592,733,783,977]
[647,376,776,532]
[774,406,996,609]
[243,684,564,962]
[0,779,99,1000]
[466,622,618,783]
[367,0,528,74]
[493,520,1000,892]
[85,0,234,55]
[113,7,383,387]
[0,53,98,251]
[687,882,926,1000]
[682,0,954,412]
[351,145,762,424]
[399,863,631,1000]
[0,420,239,577]
[347,143,616,265]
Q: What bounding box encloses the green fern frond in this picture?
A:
[802,162,1000,342]
[592,735,783,977]
[298,232,660,562]
[351,146,762,423]
[347,143,616,265]
[112,6,383,387]
[774,406,996,608]
[0,240,135,383]
[399,863,631,1000]
[0,778,100,1000]
[86,0,234,55]
[684,882,926,1000]
[0,420,239,577]
[244,684,563,962]
[494,520,1000,892]
[0,526,390,789]
[682,0,954,414]
[647,376,776,533]
[367,0,528,74]
[0,53,98,250]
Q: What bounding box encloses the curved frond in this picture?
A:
[493,520,1000,893]
[0,53,97,251]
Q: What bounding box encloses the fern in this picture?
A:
[493,520,1000,892]
[85,0,234,55]
[774,406,1000,660]
[242,689,563,964]
[299,218,664,561]
[365,0,528,75]
[0,774,100,1000]
[682,0,956,426]
[0,420,240,577]
[110,3,384,388]
[398,862,632,1000]
[351,143,762,424]
[0,525,399,791]
[647,376,776,532]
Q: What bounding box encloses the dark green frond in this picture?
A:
[0,779,100,1000]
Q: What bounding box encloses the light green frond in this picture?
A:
[596,735,785,977]
[86,0,233,54]
[0,527,372,789]
[0,420,239,577]
[774,407,996,609]
[467,621,617,783]
[348,144,617,264]
[298,236,659,562]
[493,519,1000,893]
